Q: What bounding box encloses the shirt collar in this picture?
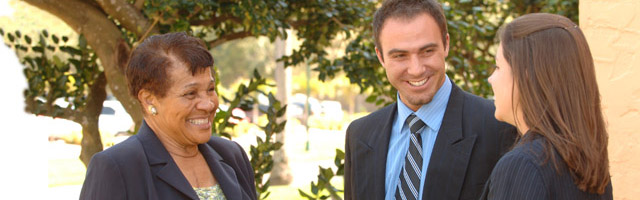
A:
[396,75,452,132]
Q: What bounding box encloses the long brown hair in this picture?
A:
[500,13,610,194]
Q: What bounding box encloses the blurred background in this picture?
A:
[1,0,638,199]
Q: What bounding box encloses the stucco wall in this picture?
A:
[580,0,640,199]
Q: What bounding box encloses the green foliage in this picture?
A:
[5,0,579,199]
[298,149,345,200]
[214,69,266,138]
[0,28,101,118]
[210,69,287,199]
[285,0,580,107]
[251,93,287,200]
[294,0,579,199]
[212,37,274,86]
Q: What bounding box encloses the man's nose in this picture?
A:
[407,55,426,76]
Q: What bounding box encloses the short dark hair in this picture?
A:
[373,0,448,58]
[126,32,213,99]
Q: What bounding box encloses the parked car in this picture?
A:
[99,100,134,136]
[319,100,344,120]
[217,104,250,124]
[289,93,322,121]
[45,99,134,145]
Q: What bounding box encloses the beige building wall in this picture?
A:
[581,0,640,199]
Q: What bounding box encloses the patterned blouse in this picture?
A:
[193,184,226,200]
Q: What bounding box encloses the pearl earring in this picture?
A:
[148,105,157,116]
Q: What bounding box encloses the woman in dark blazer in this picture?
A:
[481,13,613,199]
[79,32,257,200]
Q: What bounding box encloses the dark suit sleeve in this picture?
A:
[486,153,549,200]
[344,124,353,200]
[234,142,258,200]
[79,152,127,200]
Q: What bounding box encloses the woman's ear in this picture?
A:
[137,89,157,114]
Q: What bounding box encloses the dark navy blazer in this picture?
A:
[344,82,518,200]
[79,121,257,200]
[480,133,613,200]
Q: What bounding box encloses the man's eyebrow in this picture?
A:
[387,48,408,55]
[386,43,439,55]
[418,43,438,51]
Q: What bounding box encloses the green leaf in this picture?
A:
[32,46,43,53]
[14,30,21,38]
[52,35,59,44]
[42,30,48,37]
[298,189,315,199]
[320,167,334,180]
[365,95,376,103]
[311,182,319,194]
[276,105,287,117]
[24,35,32,44]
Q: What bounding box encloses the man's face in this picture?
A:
[376,13,449,111]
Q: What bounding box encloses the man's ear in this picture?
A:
[444,33,450,58]
[137,89,157,113]
[375,46,385,66]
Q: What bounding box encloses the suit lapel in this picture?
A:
[355,103,396,199]
[138,121,199,200]
[422,83,477,200]
[199,142,243,199]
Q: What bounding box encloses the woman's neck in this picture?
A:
[145,117,200,158]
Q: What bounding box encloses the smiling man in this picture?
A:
[344,0,518,199]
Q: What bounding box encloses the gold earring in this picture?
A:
[148,105,157,116]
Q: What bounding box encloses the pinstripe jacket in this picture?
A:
[344,82,519,200]
[480,133,613,200]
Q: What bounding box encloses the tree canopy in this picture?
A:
[2,0,577,199]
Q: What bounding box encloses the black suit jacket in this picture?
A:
[480,133,613,200]
[344,82,518,200]
[79,121,257,200]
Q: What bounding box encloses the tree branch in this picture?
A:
[23,0,144,129]
[24,97,78,122]
[191,15,242,26]
[208,31,253,48]
[94,0,158,38]
[288,20,309,29]
[134,0,144,11]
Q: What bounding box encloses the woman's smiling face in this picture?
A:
[153,62,218,146]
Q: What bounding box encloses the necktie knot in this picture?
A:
[406,114,426,135]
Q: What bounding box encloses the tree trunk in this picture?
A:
[78,73,107,166]
[23,0,144,131]
[270,36,293,185]
[23,0,144,165]
[79,120,104,166]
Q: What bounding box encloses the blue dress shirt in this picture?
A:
[384,76,452,200]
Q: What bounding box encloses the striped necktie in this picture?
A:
[395,114,426,200]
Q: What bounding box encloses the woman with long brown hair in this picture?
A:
[481,13,612,199]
